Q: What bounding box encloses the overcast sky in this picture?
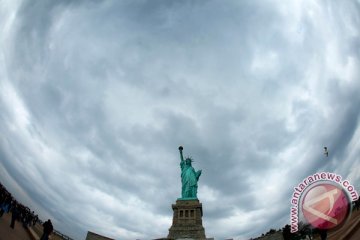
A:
[1,0,360,239]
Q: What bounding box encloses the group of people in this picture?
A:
[0,182,53,240]
[0,183,38,228]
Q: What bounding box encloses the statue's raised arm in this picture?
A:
[179,146,184,162]
[177,146,201,199]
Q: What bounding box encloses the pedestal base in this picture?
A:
[167,199,206,240]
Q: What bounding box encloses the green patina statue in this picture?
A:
[178,146,202,199]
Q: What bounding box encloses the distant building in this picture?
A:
[85,231,114,240]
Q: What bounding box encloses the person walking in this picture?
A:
[10,202,19,229]
[0,197,12,217]
[40,219,53,240]
[319,229,327,240]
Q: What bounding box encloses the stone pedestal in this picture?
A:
[167,199,206,240]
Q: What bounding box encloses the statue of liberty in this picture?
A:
[178,146,202,199]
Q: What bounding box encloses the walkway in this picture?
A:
[348,220,360,240]
[0,212,32,240]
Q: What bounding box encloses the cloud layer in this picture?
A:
[1,0,360,239]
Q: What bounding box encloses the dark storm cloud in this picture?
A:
[1,0,360,239]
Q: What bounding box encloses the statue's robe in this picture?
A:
[180,161,201,198]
